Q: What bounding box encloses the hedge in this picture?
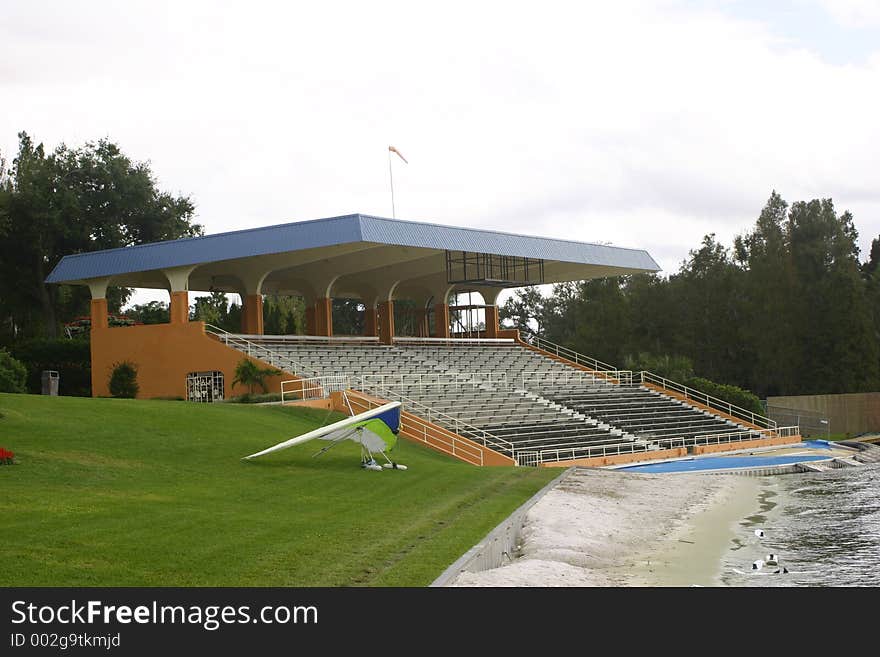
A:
[10,338,91,397]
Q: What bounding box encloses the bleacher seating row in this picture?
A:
[224,337,762,463]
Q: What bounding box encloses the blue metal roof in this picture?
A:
[45,213,660,283]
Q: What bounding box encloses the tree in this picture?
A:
[124,301,170,325]
[500,286,547,335]
[263,294,304,335]
[190,292,240,332]
[232,358,281,396]
[333,298,365,335]
[733,191,798,396]
[787,199,878,393]
[0,132,202,341]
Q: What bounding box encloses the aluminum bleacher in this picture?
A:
[211,330,772,465]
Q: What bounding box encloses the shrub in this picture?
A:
[10,338,91,396]
[685,376,764,415]
[225,392,284,404]
[232,358,281,395]
[109,361,139,398]
[0,349,28,393]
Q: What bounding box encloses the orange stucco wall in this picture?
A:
[90,321,292,399]
[539,447,688,468]
[285,398,333,410]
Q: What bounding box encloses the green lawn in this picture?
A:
[0,393,556,586]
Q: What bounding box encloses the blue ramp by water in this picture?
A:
[618,454,831,474]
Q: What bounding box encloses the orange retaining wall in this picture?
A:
[330,390,515,466]
[90,322,292,399]
[539,447,688,468]
[692,434,801,455]
[285,398,333,410]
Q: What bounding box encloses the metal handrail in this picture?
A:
[520,331,619,373]
[528,440,651,466]
[518,370,628,390]
[393,336,515,345]
[237,334,381,343]
[280,375,350,403]
[652,425,799,450]
[356,372,508,393]
[205,324,320,378]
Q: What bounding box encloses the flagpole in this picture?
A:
[387,146,408,219]
[388,149,396,219]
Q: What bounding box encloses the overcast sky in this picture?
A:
[3,0,879,306]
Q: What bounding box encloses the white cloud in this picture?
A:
[2,0,879,302]
[816,0,880,27]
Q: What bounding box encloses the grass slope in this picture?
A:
[0,394,557,586]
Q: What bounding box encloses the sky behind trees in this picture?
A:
[2,1,879,309]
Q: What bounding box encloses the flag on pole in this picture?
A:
[388,145,408,164]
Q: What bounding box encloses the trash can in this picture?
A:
[41,370,59,396]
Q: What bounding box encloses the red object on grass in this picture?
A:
[0,447,15,463]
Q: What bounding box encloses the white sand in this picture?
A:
[451,468,760,587]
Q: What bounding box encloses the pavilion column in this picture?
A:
[378,300,394,345]
[241,294,264,335]
[477,286,503,339]
[237,267,271,335]
[484,305,499,338]
[305,304,316,335]
[87,279,110,331]
[315,297,333,337]
[415,307,429,337]
[433,303,450,338]
[163,266,195,325]
[363,305,379,337]
[169,292,189,324]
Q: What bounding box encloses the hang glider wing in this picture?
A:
[243,401,402,460]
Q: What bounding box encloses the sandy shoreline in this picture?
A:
[451,468,762,587]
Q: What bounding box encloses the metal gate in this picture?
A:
[186,371,225,402]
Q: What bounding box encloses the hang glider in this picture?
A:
[243,401,407,471]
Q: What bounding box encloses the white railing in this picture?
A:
[205,324,320,378]
[520,331,620,375]
[638,371,777,430]
[529,441,652,466]
[345,392,486,466]
[356,372,508,394]
[393,336,515,345]
[519,369,632,390]
[280,375,350,403]
[236,334,381,344]
[653,426,800,450]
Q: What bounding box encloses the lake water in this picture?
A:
[720,463,880,587]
